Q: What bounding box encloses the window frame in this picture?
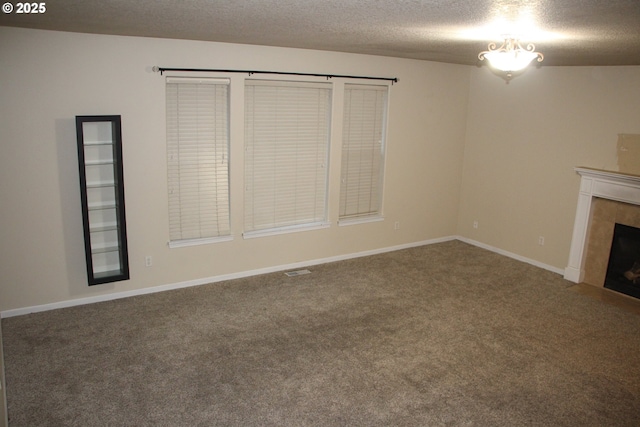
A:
[242,78,333,238]
[338,83,390,226]
[165,76,232,248]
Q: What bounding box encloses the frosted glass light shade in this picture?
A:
[478,38,544,80]
[483,49,539,72]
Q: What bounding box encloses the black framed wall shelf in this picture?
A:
[76,115,129,285]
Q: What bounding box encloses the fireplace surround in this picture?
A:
[565,168,640,289]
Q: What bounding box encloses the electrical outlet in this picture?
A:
[394,221,400,230]
[145,256,153,267]
[538,236,545,246]
[473,221,478,229]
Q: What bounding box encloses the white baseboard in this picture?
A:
[1,236,456,318]
[1,236,564,318]
[456,236,565,276]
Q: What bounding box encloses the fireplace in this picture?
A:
[605,223,640,299]
[565,168,640,290]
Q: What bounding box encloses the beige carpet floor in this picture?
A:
[2,240,640,426]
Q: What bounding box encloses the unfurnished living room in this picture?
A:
[1,1,640,426]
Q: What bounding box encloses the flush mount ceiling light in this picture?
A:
[478,37,544,82]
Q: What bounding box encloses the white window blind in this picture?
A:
[339,84,388,221]
[244,80,331,236]
[166,77,231,246]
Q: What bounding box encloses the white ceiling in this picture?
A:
[1,0,639,66]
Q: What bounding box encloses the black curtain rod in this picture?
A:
[152,66,398,84]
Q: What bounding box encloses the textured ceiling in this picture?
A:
[1,0,639,66]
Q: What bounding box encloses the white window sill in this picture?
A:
[243,222,330,239]
[338,216,384,227]
[169,234,234,248]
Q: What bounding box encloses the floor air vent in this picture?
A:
[285,269,311,277]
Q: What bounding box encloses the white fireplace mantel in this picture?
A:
[564,167,640,283]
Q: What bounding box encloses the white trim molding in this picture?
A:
[2,234,568,318]
[564,167,640,283]
[1,236,455,318]
[457,237,564,276]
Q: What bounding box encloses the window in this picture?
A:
[339,84,388,223]
[244,80,331,237]
[166,77,231,247]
